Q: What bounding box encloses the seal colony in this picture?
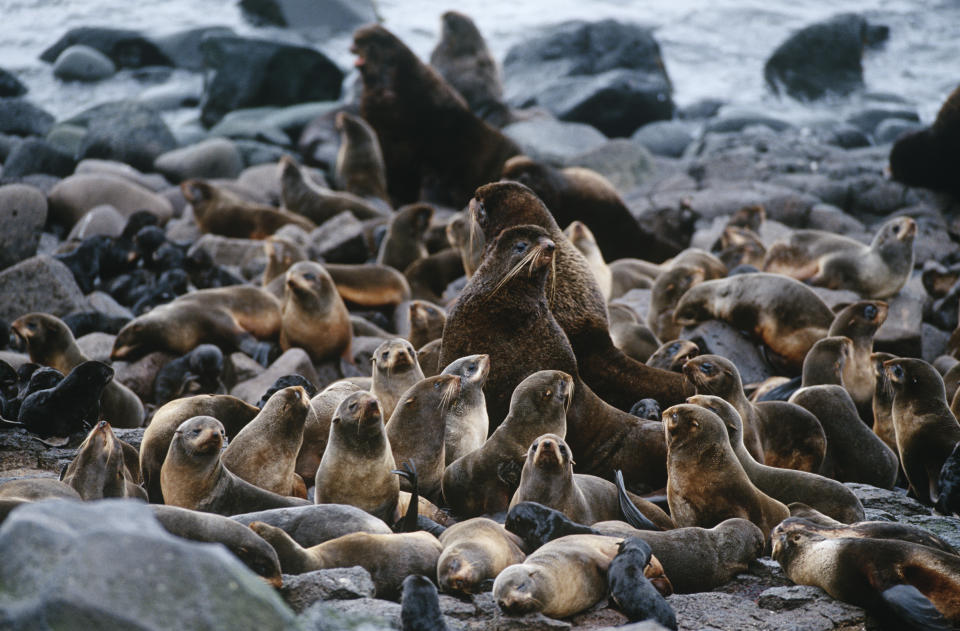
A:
[1,11,959,631]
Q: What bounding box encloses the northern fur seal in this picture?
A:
[436,517,526,595]
[182,178,315,238]
[890,84,960,197]
[377,203,433,272]
[371,338,424,420]
[607,537,678,629]
[565,221,612,300]
[829,300,888,420]
[16,360,114,438]
[334,111,390,203]
[279,154,387,222]
[408,301,446,350]
[61,420,145,500]
[440,353,490,464]
[279,261,352,363]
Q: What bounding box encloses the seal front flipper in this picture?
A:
[238,336,280,367]
[393,461,420,533]
[615,470,661,531]
[877,584,952,631]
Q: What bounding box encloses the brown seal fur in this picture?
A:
[664,403,790,543]
[62,420,146,500]
[441,369,572,517]
[647,264,706,341]
[446,211,484,279]
[377,203,434,272]
[279,155,387,222]
[371,338,424,420]
[439,223,669,492]
[501,156,646,262]
[453,181,689,413]
[437,517,526,596]
[279,261,352,363]
[0,478,81,500]
[352,24,519,207]
[890,84,960,197]
[610,259,658,299]
[221,386,311,498]
[789,384,899,489]
[408,301,446,349]
[404,248,464,304]
[250,521,442,599]
[417,339,443,378]
[647,339,699,372]
[160,416,310,515]
[140,394,259,503]
[800,335,853,387]
[886,358,960,503]
[325,263,411,309]
[565,221,612,300]
[829,300,888,420]
[684,354,827,472]
[262,236,307,291]
[493,534,621,618]
[111,286,282,362]
[774,516,958,555]
[12,313,144,428]
[314,391,399,523]
[297,381,364,484]
[871,351,898,453]
[688,395,865,524]
[182,178,315,238]
[334,111,390,203]
[510,433,675,529]
[608,304,660,363]
[674,272,834,372]
[763,217,917,299]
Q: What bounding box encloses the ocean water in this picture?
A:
[1,0,958,127]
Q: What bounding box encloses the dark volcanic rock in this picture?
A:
[198,34,343,128]
[40,26,173,68]
[1,138,75,178]
[0,184,48,270]
[631,120,695,158]
[0,98,55,137]
[239,0,377,39]
[74,101,178,173]
[764,13,889,101]
[52,45,116,81]
[503,19,673,137]
[153,26,235,71]
[0,68,27,98]
[281,567,376,613]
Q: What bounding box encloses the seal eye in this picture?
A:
[700,361,715,375]
[475,201,487,224]
[543,389,552,399]
[303,273,316,282]
[349,402,358,412]
[891,365,904,380]
[514,241,528,254]
[26,322,38,332]
[381,352,389,360]
[434,381,441,390]
[864,304,877,319]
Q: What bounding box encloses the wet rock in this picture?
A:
[0,68,26,98]
[681,320,774,385]
[669,589,865,631]
[631,120,695,158]
[1,138,75,178]
[503,20,673,137]
[0,428,76,475]
[153,26,235,71]
[154,138,244,182]
[679,98,725,120]
[0,184,48,270]
[311,598,401,628]
[592,623,671,631]
[45,123,87,157]
[846,483,931,519]
[40,26,172,68]
[565,139,654,191]
[66,205,126,241]
[48,174,174,227]
[235,140,290,167]
[568,602,628,628]
[230,348,319,404]
[706,114,792,134]
[77,332,115,363]
[264,102,341,144]
[209,109,292,147]
[494,612,570,631]
[113,351,175,401]
[822,123,871,149]
[901,514,960,550]
[874,118,925,145]
[239,0,377,39]
[0,499,295,629]
[74,101,178,172]
[296,601,396,631]
[308,211,369,264]
[52,44,116,81]
[85,291,133,318]
[139,80,204,111]
[0,256,88,322]
[75,159,169,192]
[764,13,889,101]
[0,98,55,137]
[198,34,343,128]
[845,108,919,136]
[281,567,376,613]
[189,234,268,270]
[503,117,607,166]
[874,274,924,357]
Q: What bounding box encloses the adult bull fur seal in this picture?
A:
[11,313,144,428]
[439,224,669,493]
[436,517,526,596]
[334,111,390,203]
[279,261,352,363]
[352,24,519,207]
[890,84,960,197]
[448,181,688,414]
[161,416,310,515]
[181,179,316,238]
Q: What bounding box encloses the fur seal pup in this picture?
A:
[772,522,960,627]
[404,248,465,304]
[493,534,622,618]
[890,84,960,197]
[408,301,446,350]
[151,505,283,586]
[646,339,699,372]
[683,355,827,472]
[250,521,443,599]
[314,391,399,522]
[417,339,442,378]
[608,305,660,363]
[763,217,917,299]
[608,537,678,629]
[565,221,612,300]
[62,420,145,500]
[829,300,888,420]
[221,386,310,498]
[334,111,390,203]
[647,264,706,341]
[871,351,899,454]
[352,24,520,207]
[182,179,315,238]
[371,338,425,420]
[140,394,259,503]
[441,369,572,517]
[510,433,674,530]
[457,181,688,412]
[789,385,899,489]
[386,374,460,503]
[325,263,412,309]
[437,517,526,596]
[16,360,114,438]
[12,313,144,428]
[440,354,490,464]
[152,344,226,406]
[664,403,789,543]
[440,223,670,492]
[674,273,834,371]
[161,416,310,515]
[501,156,646,263]
[401,574,450,631]
[886,358,960,503]
[430,11,509,126]
[280,261,352,363]
[688,394,865,523]
[378,203,433,272]
[279,155,388,222]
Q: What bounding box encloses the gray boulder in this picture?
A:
[154,138,244,182]
[0,184,48,270]
[47,173,174,227]
[875,118,925,145]
[503,20,673,137]
[239,0,377,39]
[308,211,369,264]
[230,348,319,404]
[0,499,295,629]
[74,101,178,172]
[503,117,607,165]
[1,137,75,178]
[0,256,87,322]
[231,504,392,548]
[631,120,695,158]
[281,567,376,613]
[0,67,27,98]
[0,98,55,137]
[153,26,235,71]
[40,26,172,68]
[52,44,116,81]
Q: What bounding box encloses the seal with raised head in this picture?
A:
[16,360,115,438]
[152,344,226,406]
[279,154,388,222]
[437,517,526,596]
[565,221,612,300]
[61,420,145,500]
[279,261,352,364]
[408,301,446,350]
[870,351,899,454]
[647,264,706,342]
[440,353,490,464]
[829,300,888,420]
[314,391,399,523]
[441,369,572,517]
[371,338,424,420]
[377,203,434,272]
[296,380,364,483]
[646,339,699,373]
[334,111,390,203]
[182,178,315,238]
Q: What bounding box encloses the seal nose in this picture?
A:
[365,398,380,416]
[541,238,556,253]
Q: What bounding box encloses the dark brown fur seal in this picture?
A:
[377,203,433,272]
[763,217,917,299]
[279,154,387,222]
[160,416,310,515]
[403,248,464,304]
[279,261,352,363]
[664,403,790,543]
[608,304,660,363]
[801,335,852,387]
[688,394,865,524]
[437,517,526,596]
[829,300,888,420]
[454,181,689,413]
[610,259,658,299]
[890,84,960,197]
[182,178,315,238]
[62,420,145,500]
[886,358,960,503]
[325,263,411,309]
[297,380,364,484]
[352,24,519,207]
[647,264,706,342]
[774,516,958,555]
[334,111,390,203]
[674,272,834,371]
[371,338,424,419]
[441,369,572,517]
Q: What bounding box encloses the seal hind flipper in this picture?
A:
[615,470,661,532]
[393,461,420,533]
[877,584,952,631]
